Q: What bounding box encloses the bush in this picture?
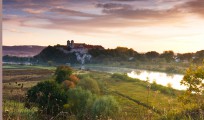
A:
[111,73,135,82]
[62,80,75,90]
[26,81,68,115]
[78,77,100,94]
[69,75,80,84]
[151,82,175,96]
[92,96,120,119]
[161,104,204,120]
[55,66,73,83]
[66,87,96,119]
[165,66,177,73]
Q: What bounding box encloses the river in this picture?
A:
[84,65,187,90]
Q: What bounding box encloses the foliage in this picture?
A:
[66,87,96,119]
[177,53,193,61]
[34,46,77,64]
[161,104,204,120]
[78,76,100,94]
[145,51,160,60]
[69,74,80,84]
[55,66,73,83]
[181,64,204,94]
[111,73,135,82]
[62,80,75,90]
[26,81,68,115]
[92,96,120,119]
[151,82,175,96]
[165,66,178,73]
[180,62,204,105]
[194,50,204,63]
[160,50,174,62]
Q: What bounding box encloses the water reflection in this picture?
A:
[85,66,187,90]
[127,71,187,90]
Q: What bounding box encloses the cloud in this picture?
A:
[3,28,31,34]
[22,8,48,14]
[96,2,183,20]
[182,0,204,18]
[96,3,132,10]
[49,7,100,17]
[111,0,146,2]
[3,0,204,35]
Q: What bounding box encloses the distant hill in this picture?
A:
[3,45,46,57]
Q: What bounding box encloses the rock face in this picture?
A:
[3,45,46,57]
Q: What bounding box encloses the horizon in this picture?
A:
[3,0,204,53]
[2,42,204,54]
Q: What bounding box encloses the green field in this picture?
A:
[2,64,203,120]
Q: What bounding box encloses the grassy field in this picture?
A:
[2,64,203,120]
[85,61,190,74]
[3,64,56,70]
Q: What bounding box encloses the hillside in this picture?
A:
[3,45,46,57]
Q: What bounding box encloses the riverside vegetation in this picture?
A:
[2,63,204,120]
[3,47,204,74]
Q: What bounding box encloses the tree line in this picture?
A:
[3,46,204,65]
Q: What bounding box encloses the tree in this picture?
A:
[47,60,53,66]
[177,53,193,61]
[26,81,68,115]
[160,51,174,62]
[181,64,204,94]
[180,62,204,104]
[55,66,73,83]
[145,51,160,60]
[62,80,75,90]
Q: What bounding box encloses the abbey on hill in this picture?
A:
[55,40,104,54]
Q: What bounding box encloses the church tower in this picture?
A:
[67,40,71,50]
[71,40,74,48]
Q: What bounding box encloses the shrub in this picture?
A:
[92,96,120,119]
[151,82,175,96]
[66,87,96,119]
[111,73,135,82]
[161,104,204,120]
[78,77,100,94]
[165,66,177,73]
[26,81,68,115]
[55,66,73,83]
[69,75,80,84]
[62,80,75,90]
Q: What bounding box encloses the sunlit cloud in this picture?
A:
[2,0,204,53]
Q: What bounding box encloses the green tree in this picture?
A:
[55,66,73,83]
[160,50,174,62]
[26,81,68,115]
[180,62,204,104]
[145,51,160,60]
[181,64,204,94]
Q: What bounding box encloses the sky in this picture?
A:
[2,0,204,53]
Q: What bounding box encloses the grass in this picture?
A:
[3,100,38,120]
[3,64,203,120]
[85,61,189,74]
[3,64,56,70]
[77,71,186,119]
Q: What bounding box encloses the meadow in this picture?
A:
[2,64,204,120]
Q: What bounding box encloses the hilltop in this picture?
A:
[3,45,46,57]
